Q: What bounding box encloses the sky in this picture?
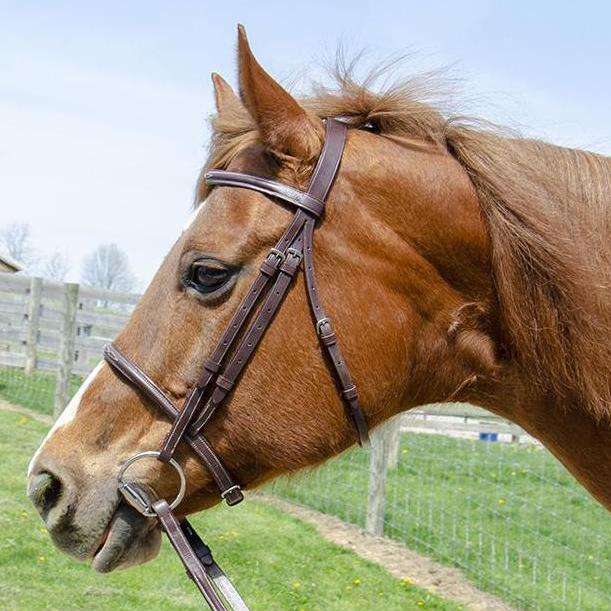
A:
[1,1,609,287]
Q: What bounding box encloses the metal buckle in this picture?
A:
[220,484,241,500]
[118,450,187,517]
[267,248,285,264]
[316,317,331,336]
[286,247,302,262]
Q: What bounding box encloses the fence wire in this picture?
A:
[269,425,611,609]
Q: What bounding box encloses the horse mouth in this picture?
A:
[91,502,161,573]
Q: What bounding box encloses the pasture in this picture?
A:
[0,409,456,610]
[270,432,611,608]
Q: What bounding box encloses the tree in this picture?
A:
[43,251,70,282]
[81,243,137,292]
[0,222,35,268]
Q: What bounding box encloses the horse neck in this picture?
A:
[462,368,611,511]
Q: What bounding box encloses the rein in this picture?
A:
[103,118,369,609]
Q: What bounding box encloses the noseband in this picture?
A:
[103,118,370,608]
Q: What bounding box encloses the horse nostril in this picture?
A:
[28,471,63,519]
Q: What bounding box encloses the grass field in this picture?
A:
[270,433,611,609]
[0,409,458,610]
[0,366,82,416]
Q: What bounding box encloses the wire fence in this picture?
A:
[1,273,610,609]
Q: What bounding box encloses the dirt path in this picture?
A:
[2,401,511,610]
[256,496,513,610]
[0,399,52,425]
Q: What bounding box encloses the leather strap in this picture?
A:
[205,171,325,218]
[104,118,368,504]
[104,344,244,505]
[153,500,239,610]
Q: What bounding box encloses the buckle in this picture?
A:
[316,317,332,336]
[286,247,302,262]
[220,484,244,506]
[268,248,285,264]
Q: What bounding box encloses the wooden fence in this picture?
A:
[0,273,139,415]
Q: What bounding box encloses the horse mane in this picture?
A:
[200,59,611,420]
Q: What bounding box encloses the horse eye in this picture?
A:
[361,120,380,134]
[185,259,235,295]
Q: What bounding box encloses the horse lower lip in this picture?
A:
[93,527,111,558]
[92,514,127,572]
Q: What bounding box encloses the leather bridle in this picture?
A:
[103,118,370,609]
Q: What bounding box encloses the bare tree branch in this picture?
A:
[0,222,35,268]
[81,243,137,292]
[43,251,71,282]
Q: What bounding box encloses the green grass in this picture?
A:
[0,366,82,416]
[0,410,458,610]
[270,434,611,609]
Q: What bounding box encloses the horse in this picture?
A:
[28,25,610,577]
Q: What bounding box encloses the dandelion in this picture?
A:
[18,416,29,425]
[498,498,506,506]
[37,555,45,562]
[353,578,361,586]
[292,581,301,589]
[401,577,413,588]
[417,600,425,607]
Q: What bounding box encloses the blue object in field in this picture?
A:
[479,432,498,442]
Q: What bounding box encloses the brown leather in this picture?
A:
[104,118,369,508]
[206,171,325,218]
[104,344,243,505]
[153,499,227,610]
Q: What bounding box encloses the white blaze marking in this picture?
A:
[182,202,205,231]
[28,361,105,475]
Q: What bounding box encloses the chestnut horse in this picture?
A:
[28,26,610,574]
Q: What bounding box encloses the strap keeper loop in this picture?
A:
[203,359,220,374]
[342,385,358,401]
[216,375,234,392]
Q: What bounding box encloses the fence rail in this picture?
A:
[0,274,137,414]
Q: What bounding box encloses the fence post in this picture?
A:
[24,276,43,375]
[387,415,402,470]
[54,283,79,418]
[366,420,392,535]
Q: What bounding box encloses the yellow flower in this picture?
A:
[353,578,361,586]
[37,556,45,562]
[498,498,506,505]
[401,577,413,587]
[417,601,425,607]
[18,416,29,425]
[292,581,301,589]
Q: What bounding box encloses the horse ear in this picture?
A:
[448,302,499,375]
[236,24,322,159]
[211,73,243,116]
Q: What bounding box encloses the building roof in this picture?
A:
[0,251,23,273]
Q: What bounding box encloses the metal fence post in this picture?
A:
[54,282,79,418]
[366,420,392,535]
[24,276,42,375]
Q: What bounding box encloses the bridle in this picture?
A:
[103,118,370,609]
